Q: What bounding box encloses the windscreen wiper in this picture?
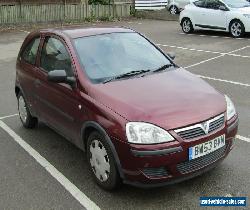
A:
[152,63,174,73]
[103,69,151,83]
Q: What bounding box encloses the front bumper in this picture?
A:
[113,115,238,187]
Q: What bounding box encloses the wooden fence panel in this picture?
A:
[0,4,131,25]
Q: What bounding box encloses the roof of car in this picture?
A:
[40,27,135,39]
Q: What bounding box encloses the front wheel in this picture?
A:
[181,18,194,34]
[87,131,121,191]
[229,20,245,38]
[169,6,178,15]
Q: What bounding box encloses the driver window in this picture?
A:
[205,0,224,9]
[40,37,73,76]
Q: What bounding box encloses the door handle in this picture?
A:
[34,79,41,88]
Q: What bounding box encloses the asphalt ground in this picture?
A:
[0,20,249,210]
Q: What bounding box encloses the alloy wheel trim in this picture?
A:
[89,139,110,182]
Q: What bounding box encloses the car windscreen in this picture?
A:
[74,32,172,83]
[224,0,250,8]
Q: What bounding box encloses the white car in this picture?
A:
[168,0,191,14]
[180,0,250,37]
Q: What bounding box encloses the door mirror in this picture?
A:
[219,5,229,11]
[167,52,176,60]
[48,70,76,87]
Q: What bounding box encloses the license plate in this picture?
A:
[189,134,225,160]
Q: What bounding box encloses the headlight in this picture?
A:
[126,122,174,144]
[225,95,236,120]
[243,14,250,18]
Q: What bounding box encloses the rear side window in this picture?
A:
[40,37,73,76]
[21,37,40,65]
[194,0,206,7]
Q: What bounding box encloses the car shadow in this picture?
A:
[193,30,250,38]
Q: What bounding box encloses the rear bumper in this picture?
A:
[112,115,238,188]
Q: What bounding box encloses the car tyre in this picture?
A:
[229,20,245,38]
[87,131,121,191]
[181,18,194,34]
[17,92,37,128]
[169,6,178,15]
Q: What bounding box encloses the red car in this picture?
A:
[15,27,238,190]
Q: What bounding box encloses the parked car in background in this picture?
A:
[16,27,238,190]
[180,0,250,37]
[168,0,191,14]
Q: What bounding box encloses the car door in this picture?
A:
[191,0,208,26]
[35,35,82,144]
[198,0,228,30]
[17,36,41,115]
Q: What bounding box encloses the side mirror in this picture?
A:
[219,5,229,11]
[48,70,76,87]
[167,52,176,60]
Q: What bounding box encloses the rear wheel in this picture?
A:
[169,6,178,15]
[181,18,194,34]
[87,131,121,191]
[17,92,37,128]
[229,20,245,38]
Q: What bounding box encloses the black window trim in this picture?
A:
[204,0,227,10]
[20,36,41,66]
[39,34,76,78]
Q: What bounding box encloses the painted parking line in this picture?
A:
[157,43,250,59]
[237,135,250,143]
[0,113,19,120]
[0,120,100,210]
[179,32,250,41]
[157,43,223,54]
[185,45,250,69]
[1,114,250,143]
[197,75,250,87]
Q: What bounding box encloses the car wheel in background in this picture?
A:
[181,18,194,34]
[17,92,37,128]
[87,131,121,191]
[229,20,245,38]
[169,6,178,15]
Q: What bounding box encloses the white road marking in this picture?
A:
[185,54,225,69]
[157,43,250,58]
[0,114,19,120]
[179,32,250,41]
[197,75,250,87]
[185,46,250,69]
[157,43,223,54]
[0,120,100,210]
[236,135,250,143]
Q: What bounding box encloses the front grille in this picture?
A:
[142,167,169,178]
[177,145,227,174]
[208,115,224,133]
[175,114,225,140]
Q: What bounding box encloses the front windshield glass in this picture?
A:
[74,32,172,83]
[224,0,250,8]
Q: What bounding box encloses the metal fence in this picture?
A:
[135,0,168,10]
[0,4,131,25]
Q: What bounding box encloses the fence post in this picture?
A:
[19,1,22,24]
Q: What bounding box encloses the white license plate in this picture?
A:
[189,134,225,160]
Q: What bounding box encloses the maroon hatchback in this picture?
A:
[15,27,238,190]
